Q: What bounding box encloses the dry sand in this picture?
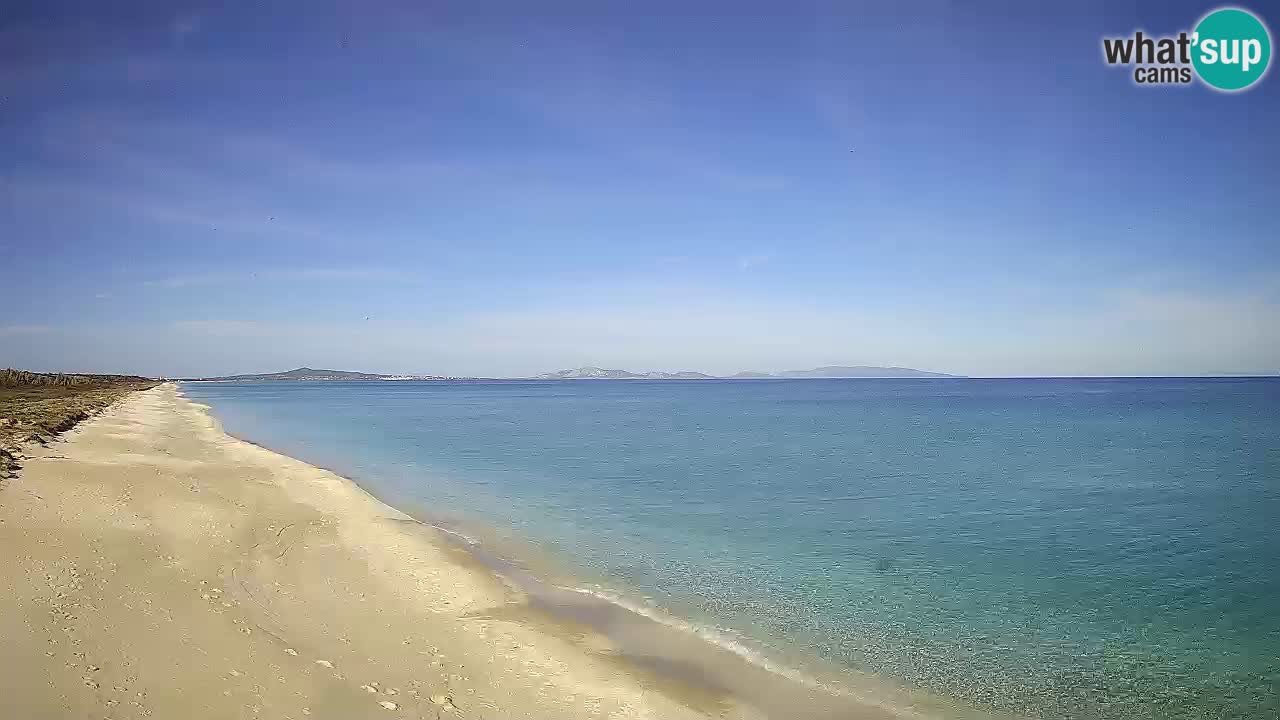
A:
[0,384,752,720]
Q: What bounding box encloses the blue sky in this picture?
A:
[2,0,1278,377]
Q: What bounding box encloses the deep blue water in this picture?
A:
[182,378,1280,719]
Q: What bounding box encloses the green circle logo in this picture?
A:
[1192,8,1272,91]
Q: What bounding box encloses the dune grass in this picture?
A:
[0,370,156,478]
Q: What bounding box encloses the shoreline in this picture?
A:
[0,384,745,719]
[0,382,999,719]
[183,386,1004,720]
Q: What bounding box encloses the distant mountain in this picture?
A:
[662,371,717,379]
[774,365,956,378]
[193,367,446,381]
[534,367,641,379]
[534,365,957,379]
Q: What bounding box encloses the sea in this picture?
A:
[181,377,1280,720]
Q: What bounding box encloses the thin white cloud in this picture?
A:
[4,173,340,245]
[171,320,272,338]
[144,267,410,289]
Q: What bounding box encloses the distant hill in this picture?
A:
[534,365,958,379]
[192,367,446,381]
[774,365,956,378]
[534,367,637,380]
[662,371,717,379]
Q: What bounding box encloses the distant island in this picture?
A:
[769,365,958,378]
[188,365,960,382]
[190,367,453,382]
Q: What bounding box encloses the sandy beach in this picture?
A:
[0,384,759,720]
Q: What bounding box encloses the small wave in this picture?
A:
[413,518,482,547]
[409,524,850,697]
[557,585,838,690]
[554,586,949,719]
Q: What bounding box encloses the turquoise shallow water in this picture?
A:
[182,378,1280,719]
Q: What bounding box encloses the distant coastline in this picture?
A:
[188,367,462,382]
[188,365,962,382]
[184,366,1279,383]
[534,365,959,379]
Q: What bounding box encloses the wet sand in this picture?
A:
[0,384,948,720]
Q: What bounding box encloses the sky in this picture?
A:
[2,0,1278,378]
